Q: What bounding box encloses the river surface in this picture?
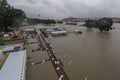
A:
[25,23,120,80]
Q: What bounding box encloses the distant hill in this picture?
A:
[62,17,98,22]
[62,17,120,23]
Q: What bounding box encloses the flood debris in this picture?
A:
[59,75,64,80]
[42,60,45,64]
[68,60,72,66]
[32,48,42,52]
[29,59,50,67]
[52,57,55,61]
[55,61,60,64]
[63,54,68,59]
[59,49,62,52]
[49,54,52,56]
[56,67,60,71]
[85,77,88,80]
[32,62,35,66]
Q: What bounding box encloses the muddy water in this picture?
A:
[26,35,57,80]
[48,23,120,80]
[26,23,120,80]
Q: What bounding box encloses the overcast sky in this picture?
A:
[7,0,120,19]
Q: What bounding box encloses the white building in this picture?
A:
[0,50,26,80]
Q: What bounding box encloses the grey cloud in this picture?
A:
[7,0,120,19]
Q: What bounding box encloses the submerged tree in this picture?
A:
[0,0,26,32]
[41,19,56,25]
[85,18,113,32]
[85,19,96,29]
[96,18,113,32]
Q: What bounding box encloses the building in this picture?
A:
[0,44,26,80]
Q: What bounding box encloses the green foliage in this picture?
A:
[85,19,96,29]
[85,18,113,32]
[41,19,56,25]
[0,0,26,32]
[0,0,14,31]
[0,38,4,46]
[96,18,113,32]
[57,21,63,24]
[27,18,56,25]
[13,9,26,27]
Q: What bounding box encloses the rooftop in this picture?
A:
[0,43,23,53]
[0,50,26,80]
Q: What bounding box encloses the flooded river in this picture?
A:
[25,23,120,80]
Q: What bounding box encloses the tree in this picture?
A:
[85,18,113,32]
[96,18,113,32]
[41,19,56,25]
[85,19,96,29]
[0,0,14,31]
[0,0,26,32]
[13,9,26,27]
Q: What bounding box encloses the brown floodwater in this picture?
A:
[25,23,120,80]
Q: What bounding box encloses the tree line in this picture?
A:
[27,18,56,25]
[85,18,113,32]
[0,0,26,32]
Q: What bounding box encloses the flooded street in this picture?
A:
[25,23,120,80]
[1,0,120,80]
